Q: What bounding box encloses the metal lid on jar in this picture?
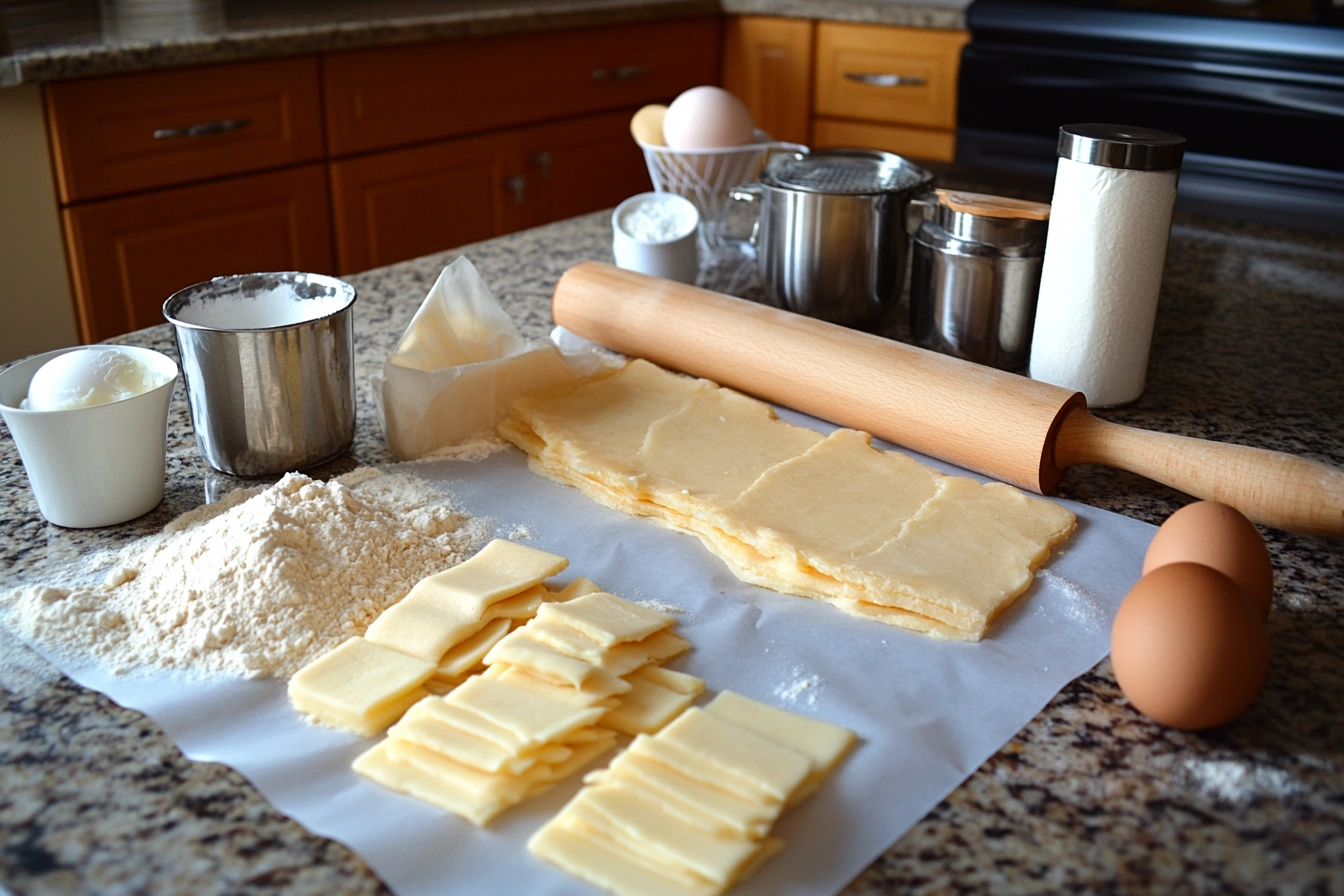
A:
[761,148,932,195]
[1057,123,1186,171]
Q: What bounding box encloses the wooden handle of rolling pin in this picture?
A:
[553,262,1344,535]
[1056,412,1344,534]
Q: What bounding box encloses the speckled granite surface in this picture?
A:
[2,208,1343,895]
[0,0,964,87]
[720,0,968,29]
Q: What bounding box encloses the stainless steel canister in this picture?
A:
[908,190,1050,371]
[727,149,933,330]
[163,272,356,476]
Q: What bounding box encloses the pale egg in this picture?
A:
[630,104,668,147]
[1142,501,1274,618]
[1111,562,1269,730]
[661,86,755,150]
[24,347,166,411]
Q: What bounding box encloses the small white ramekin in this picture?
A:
[611,192,700,285]
[0,346,178,528]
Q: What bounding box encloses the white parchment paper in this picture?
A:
[22,407,1155,896]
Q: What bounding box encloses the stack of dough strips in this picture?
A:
[530,691,856,896]
[499,359,1077,640]
[350,579,705,825]
[287,539,570,737]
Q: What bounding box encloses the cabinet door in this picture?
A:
[329,131,521,275]
[62,164,334,343]
[515,110,653,230]
[723,16,814,146]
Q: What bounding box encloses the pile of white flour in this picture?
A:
[3,468,489,679]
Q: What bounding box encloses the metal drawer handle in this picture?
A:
[844,73,927,88]
[153,117,253,140]
[592,64,650,81]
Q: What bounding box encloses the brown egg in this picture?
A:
[1142,501,1274,619]
[1111,562,1269,730]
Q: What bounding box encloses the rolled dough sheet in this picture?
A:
[499,360,1075,639]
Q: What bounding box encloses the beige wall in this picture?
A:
[0,84,79,365]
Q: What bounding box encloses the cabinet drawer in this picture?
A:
[813,117,955,163]
[63,164,334,342]
[45,57,325,204]
[323,18,721,157]
[814,24,968,130]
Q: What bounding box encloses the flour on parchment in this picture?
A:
[3,469,489,679]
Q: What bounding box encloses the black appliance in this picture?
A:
[956,0,1344,232]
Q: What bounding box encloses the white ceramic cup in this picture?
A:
[0,346,179,528]
[611,192,700,285]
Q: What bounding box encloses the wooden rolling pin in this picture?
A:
[552,262,1344,536]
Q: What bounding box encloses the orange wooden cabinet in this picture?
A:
[515,110,654,230]
[812,23,969,162]
[322,19,721,158]
[62,165,335,342]
[331,109,651,273]
[46,18,720,341]
[722,16,814,145]
[330,131,520,274]
[44,57,325,203]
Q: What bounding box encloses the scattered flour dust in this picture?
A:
[1036,568,1109,633]
[1182,757,1305,802]
[412,432,510,463]
[774,666,821,708]
[2,469,489,679]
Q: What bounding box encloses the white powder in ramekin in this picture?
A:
[619,197,696,243]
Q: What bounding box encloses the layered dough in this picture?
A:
[288,539,570,736]
[500,360,1076,640]
[347,567,705,826]
[529,691,856,896]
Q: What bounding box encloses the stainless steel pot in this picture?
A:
[908,190,1050,371]
[726,149,933,330]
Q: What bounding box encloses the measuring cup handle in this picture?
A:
[905,189,939,236]
[719,182,763,257]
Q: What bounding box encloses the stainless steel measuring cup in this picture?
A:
[163,272,356,476]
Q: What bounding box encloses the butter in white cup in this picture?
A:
[0,346,179,528]
[611,192,700,285]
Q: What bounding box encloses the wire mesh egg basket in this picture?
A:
[638,130,807,246]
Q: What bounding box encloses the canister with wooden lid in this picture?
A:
[908,189,1051,371]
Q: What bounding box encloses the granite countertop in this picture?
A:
[0,0,969,87]
[2,206,1342,894]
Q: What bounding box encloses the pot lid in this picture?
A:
[761,149,933,195]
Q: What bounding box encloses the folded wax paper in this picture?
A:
[372,257,602,459]
[3,395,1157,896]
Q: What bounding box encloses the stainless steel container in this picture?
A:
[164,272,356,476]
[909,190,1050,371]
[727,149,933,330]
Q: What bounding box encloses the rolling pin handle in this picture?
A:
[1054,408,1344,536]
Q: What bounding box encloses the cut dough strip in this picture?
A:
[287,637,435,738]
[364,540,567,663]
